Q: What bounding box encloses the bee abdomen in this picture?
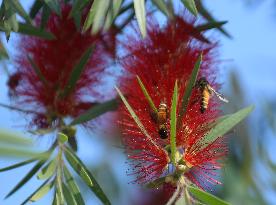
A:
[158,125,168,139]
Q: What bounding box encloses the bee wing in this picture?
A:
[208,86,229,103]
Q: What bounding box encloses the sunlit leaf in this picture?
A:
[188,185,231,205]
[17,23,56,39]
[64,147,111,205]
[82,0,101,32]
[181,0,198,16]
[30,181,53,202]
[91,0,110,34]
[70,99,118,125]
[193,105,254,152]
[134,0,146,38]
[137,75,158,113]
[64,166,85,205]
[37,158,56,180]
[178,53,202,125]
[10,0,32,24]
[62,45,94,97]
[0,129,32,145]
[5,160,47,198]
[58,132,68,144]
[170,80,178,165]
[0,41,9,59]
[20,179,51,205]
[103,0,123,31]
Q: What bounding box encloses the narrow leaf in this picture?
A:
[134,0,146,38]
[10,0,32,24]
[136,75,158,113]
[62,46,94,97]
[0,158,36,172]
[170,80,178,165]
[195,0,231,38]
[103,0,123,31]
[196,21,228,32]
[70,0,90,18]
[44,0,60,15]
[64,147,111,205]
[37,159,56,180]
[193,105,254,152]
[181,0,198,16]
[5,160,47,198]
[30,0,44,19]
[58,132,68,144]
[17,23,55,39]
[0,129,32,145]
[64,166,85,205]
[188,185,231,205]
[20,179,51,205]
[27,55,48,86]
[152,0,172,18]
[82,0,101,32]
[115,86,157,147]
[70,99,118,125]
[0,147,45,158]
[91,0,110,34]
[30,181,53,202]
[62,183,78,205]
[178,53,202,126]
[40,5,51,29]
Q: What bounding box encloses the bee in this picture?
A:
[157,103,169,139]
[195,77,229,113]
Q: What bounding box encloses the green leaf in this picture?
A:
[82,0,101,32]
[196,21,228,32]
[178,53,202,125]
[44,0,60,16]
[193,105,254,152]
[5,160,47,198]
[40,5,51,28]
[10,0,32,24]
[134,0,146,38]
[29,0,44,19]
[58,132,68,144]
[62,183,78,205]
[30,181,53,202]
[195,0,231,38]
[64,147,111,205]
[70,0,90,18]
[0,147,45,158]
[27,55,48,86]
[37,159,56,180]
[170,80,178,165]
[137,75,158,114]
[20,179,51,205]
[64,166,85,205]
[115,86,157,146]
[188,185,231,205]
[181,0,198,16]
[17,23,56,39]
[0,158,36,172]
[0,40,9,59]
[91,0,110,34]
[0,129,32,145]
[152,0,172,18]
[62,46,94,97]
[70,99,118,125]
[103,0,123,31]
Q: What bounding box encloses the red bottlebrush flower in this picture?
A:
[117,15,228,190]
[12,4,115,129]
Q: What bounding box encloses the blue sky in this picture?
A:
[0,0,276,204]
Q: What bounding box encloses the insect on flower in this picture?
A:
[195,77,229,113]
[157,103,169,139]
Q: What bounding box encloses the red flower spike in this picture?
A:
[12,4,116,129]
[117,16,228,189]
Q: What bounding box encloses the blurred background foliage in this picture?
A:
[0,0,275,204]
